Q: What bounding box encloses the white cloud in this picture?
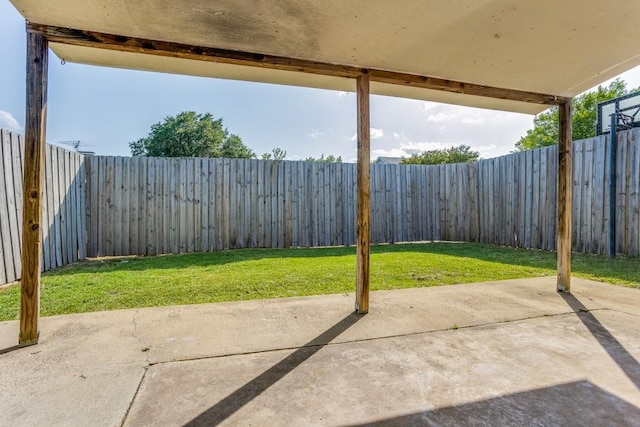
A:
[351,127,384,141]
[337,91,350,97]
[421,101,440,111]
[461,117,484,124]
[427,112,456,122]
[309,131,323,139]
[423,104,501,126]
[0,110,22,132]
[372,140,454,159]
[372,148,409,158]
[370,128,384,139]
[476,144,510,158]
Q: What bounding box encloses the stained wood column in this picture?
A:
[20,30,49,345]
[356,72,371,313]
[557,101,572,292]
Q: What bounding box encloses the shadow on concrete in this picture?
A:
[346,381,640,426]
[183,312,362,426]
[561,292,640,390]
[0,344,22,355]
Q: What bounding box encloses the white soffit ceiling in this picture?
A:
[10,0,640,114]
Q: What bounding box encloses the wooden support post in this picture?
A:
[20,30,48,345]
[355,72,371,313]
[557,101,572,292]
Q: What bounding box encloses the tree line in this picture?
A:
[129,112,343,163]
[130,79,638,165]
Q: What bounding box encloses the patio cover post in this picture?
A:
[557,100,572,292]
[19,30,48,345]
[355,72,371,314]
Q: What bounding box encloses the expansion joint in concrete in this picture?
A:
[119,366,148,427]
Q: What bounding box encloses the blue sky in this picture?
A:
[2,2,640,161]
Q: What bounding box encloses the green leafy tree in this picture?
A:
[129,111,255,158]
[262,147,287,160]
[303,153,343,163]
[401,144,479,165]
[514,79,631,151]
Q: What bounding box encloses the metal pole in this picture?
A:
[608,111,617,258]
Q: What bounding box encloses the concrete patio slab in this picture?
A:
[1,277,639,426]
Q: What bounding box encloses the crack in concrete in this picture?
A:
[602,307,640,318]
[131,309,151,365]
[119,310,153,427]
[149,308,613,366]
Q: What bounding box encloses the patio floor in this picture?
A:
[1,277,639,426]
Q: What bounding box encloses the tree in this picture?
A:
[261,147,287,160]
[514,79,632,151]
[129,111,255,158]
[303,153,343,163]
[401,144,479,165]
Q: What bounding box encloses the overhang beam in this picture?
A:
[27,23,570,107]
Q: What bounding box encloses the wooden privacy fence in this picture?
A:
[0,128,639,286]
[84,147,562,257]
[0,130,87,285]
[85,127,640,258]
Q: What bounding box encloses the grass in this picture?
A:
[0,242,638,321]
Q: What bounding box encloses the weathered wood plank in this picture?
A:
[186,158,195,253]
[77,155,87,260]
[538,148,548,250]
[11,132,27,272]
[207,159,216,250]
[89,156,100,258]
[96,156,106,257]
[119,157,131,255]
[278,160,286,248]
[628,131,640,256]
[571,140,582,252]
[1,130,20,280]
[284,161,292,248]
[127,157,138,255]
[113,156,123,256]
[264,160,273,248]
[170,158,179,253]
[591,140,604,254]
[290,161,299,247]
[42,142,55,267]
[39,142,50,271]
[222,158,230,250]
[194,158,202,252]
[616,133,629,255]
[582,138,594,254]
[200,158,209,251]
[178,158,187,252]
[0,131,14,283]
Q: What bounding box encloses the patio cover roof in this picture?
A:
[10,0,640,114]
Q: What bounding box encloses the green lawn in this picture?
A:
[0,242,638,321]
